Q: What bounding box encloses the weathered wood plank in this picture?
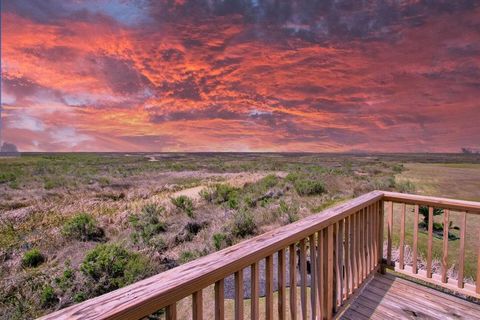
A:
[386,202,393,267]
[377,201,384,271]
[344,216,350,297]
[266,255,273,320]
[477,229,480,294]
[326,224,334,320]
[351,212,358,290]
[335,220,344,307]
[308,234,317,319]
[193,290,203,320]
[458,211,466,289]
[399,203,406,270]
[441,209,449,283]
[427,206,434,278]
[251,263,259,320]
[317,230,325,319]
[289,244,297,320]
[165,303,176,320]
[235,271,244,320]
[278,249,286,320]
[214,280,224,320]
[382,191,480,213]
[299,239,307,320]
[412,204,419,274]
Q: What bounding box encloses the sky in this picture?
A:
[1,0,479,152]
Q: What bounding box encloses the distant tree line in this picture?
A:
[461,147,479,154]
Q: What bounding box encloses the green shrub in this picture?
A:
[232,210,256,238]
[212,232,227,250]
[395,179,415,193]
[148,235,167,252]
[171,195,194,217]
[279,200,299,223]
[293,179,325,196]
[73,292,87,303]
[44,176,66,190]
[129,204,167,244]
[179,250,201,264]
[40,285,57,307]
[80,244,151,293]
[62,213,104,241]
[212,184,239,208]
[419,206,444,228]
[22,248,45,268]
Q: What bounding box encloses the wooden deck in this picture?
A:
[341,273,480,320]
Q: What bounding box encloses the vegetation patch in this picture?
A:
[22,248,45,268]
[129,204,167,245]
[286,172,326,196]
[171,195,195,217]
[62,213,104,242]
[231,209,257,238]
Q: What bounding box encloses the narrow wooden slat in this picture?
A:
[166,303,176,320]
[326,224,334,320]
[361,207,367,280]
[441,209,449,283]
[299,239,307,320]
[251,263,259,320]
[378,201,384,272]
[399,203,406,270]
[372,202,377,269]
[344,216,350,297]
[412,204,419,274]
[458,212,467,289]
[368,204,374,271]
[351,212,358,290]
[335,221,344,307]
[317,230,325,319]
[278,249,286,320]
[266,255,274,320]
[289,244,297,320]
[364,207,370,276]
[235,271,244,320]
[192,290,203,320]
[427,206,434,278]
[355,210,361,287]
[387,202,393,267]
[309,234,317,319]
[214,280,224,320]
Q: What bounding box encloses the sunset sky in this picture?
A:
[1,0,479,152]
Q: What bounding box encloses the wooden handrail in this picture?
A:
[382,191,480,213]
[39,191,383,320]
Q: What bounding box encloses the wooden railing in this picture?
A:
[39,191,479,320]
[382,191,480,299]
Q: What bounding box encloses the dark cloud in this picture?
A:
[150,105,240,123]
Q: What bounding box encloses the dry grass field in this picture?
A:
[0,153,479,319]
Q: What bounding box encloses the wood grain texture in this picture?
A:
[214,280,224,320]
[326,224,334,320]
[427,206,434,278]
[165,303,176,320]
[317,230,325,319]
[193,290,203,320]
[299,239,307,320]
[308,234,317,319]
[251,263,259,320]
[377,201,384,272]
[399,203,406,270]
[235,271,244,320]
[477,229,480,294]
[441,209,449,283]
[458,212,466,289]
[266,255,273,320]
[277,249,286,320]
[412,204,419,274]
[382,191,480,213]
[386,201,393,267]
[289,244,297,320]
[344,216,350,297]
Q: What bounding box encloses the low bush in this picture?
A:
[22,248,45,268]
[129,204,167,245]
[171,195,194,217]
[232,210,257,238]
[212,232,227,250]
[40,285,57,308]
[179,250,202,264]
[80,244,151,294]
[205,184,240,209]
[395,179,415,193]
[293,178,325,196]
[62,213,104,241]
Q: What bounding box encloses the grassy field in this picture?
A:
[0,153,479,319]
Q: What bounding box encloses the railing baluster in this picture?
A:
[477,229,480,294]
[317,230,325,319]
[427,206,434,278]
[299,239,307,320]
[266,255,274,320]
[335,221,344,308]
[193,290,203,320]
[458,212,467,289]
[441,209,449,283]
[387,202,393,267]
[368,205,373,271]
[361,208,367,280]
[289,244,297,320]
[372,202,378,268]
[370,204,376,270]
[309,234,317,319]
[378,201,384,271]
[326,224,334,319]
[351,212,358,290]
[215,280,224,320]
[166,303,176,320]
[355,210,361,287]
[344,216,350,298]
[251,262,259,320]
[399,203,406,270]
[412,204,419,274]
[235,270,244,320]
[278,249,286,320]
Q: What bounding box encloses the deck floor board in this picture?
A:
[340,273,480,320]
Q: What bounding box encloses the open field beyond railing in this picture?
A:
[39,191,479,320]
